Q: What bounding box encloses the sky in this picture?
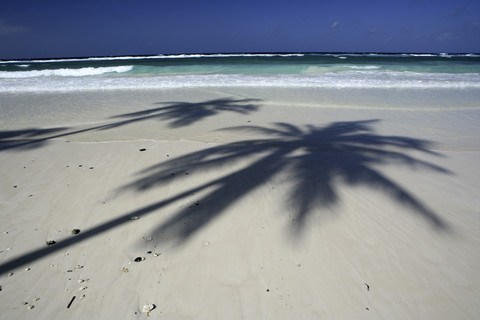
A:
[1,0,479,59]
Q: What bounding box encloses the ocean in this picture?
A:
[1,53,480,92]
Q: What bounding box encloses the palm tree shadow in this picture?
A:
[0,119,452,275]
[121,120,451,245]
[109,97,260,128]
[0,97,260,151]
[0,127,69,151]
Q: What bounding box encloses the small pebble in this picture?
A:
[134,257,145,262]
[25,267,30,271]
[121,267,129,273]
[28,305,34,310]
[130,216,140,220]
[46,240,56,246]
[139,148,146,152]
[34,298,40,301]
[79,287,87,291]
[153,253,161,257]
[8,272,13,277]
[71,229,81,235]
[80,295,86,299]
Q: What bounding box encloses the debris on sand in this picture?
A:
[67,296,76,308]
[142,304,156,315]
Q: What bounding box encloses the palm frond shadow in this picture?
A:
[122,120,451,244]
[109,98,260,128]
[0,97,260,151]
[0,127,70,151]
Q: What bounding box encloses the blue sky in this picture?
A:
[1,0,479,59]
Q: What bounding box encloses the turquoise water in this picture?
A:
[1,53,480,92]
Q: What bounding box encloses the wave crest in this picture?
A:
[0,66,133,78]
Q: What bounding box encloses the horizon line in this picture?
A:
[2,51,480,62]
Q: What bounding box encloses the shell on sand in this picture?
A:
[142,304,156,313]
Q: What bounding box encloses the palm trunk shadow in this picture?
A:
[153,149,289,244]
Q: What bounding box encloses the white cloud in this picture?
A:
[331,21,340,30]
[0,19,28,35]
[437,32,453,41]
[443,7,466,18]
[436,22,480,42]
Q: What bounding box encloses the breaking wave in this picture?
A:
[0,66,133,78]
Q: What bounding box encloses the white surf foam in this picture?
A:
[1,71,479,92]
[157,53,305,59]
[0,66,133,78]
[348,65,381,70]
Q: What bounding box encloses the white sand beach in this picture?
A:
[1,87,480,319]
